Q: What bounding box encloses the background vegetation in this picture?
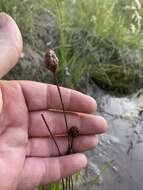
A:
[0,0,143,95]
[0,0,142,189]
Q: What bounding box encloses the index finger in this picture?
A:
[19,81,97,113]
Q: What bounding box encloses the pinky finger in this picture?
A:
[17,154,87,190]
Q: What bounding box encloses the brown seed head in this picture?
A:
[45,49,59,74]
[68,127,79,138]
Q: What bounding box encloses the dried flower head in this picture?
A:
[45,49,59,73]
[68,126,79,138]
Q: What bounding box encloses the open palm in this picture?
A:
[0,13,107,190]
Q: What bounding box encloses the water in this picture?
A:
[79,86,143,190]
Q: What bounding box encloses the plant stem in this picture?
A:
[53,74,70,149]
[53,75,75,190]
[68,176,71,190]
[41,114,65,190]
[55,0,63,24]
[69,138,74,190]
[71,175,74,190]
[41,114,61,155]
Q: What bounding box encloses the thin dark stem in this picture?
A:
[68,176,71,190]
[69,138,74,190]
[70,137,75,190]
[62,179,65,190]
[70,137,74,154]
[66,177,68,190]
[71,175,74,190]
[41,114,61,155]
[41,114,65,190]
[66,137,75,190]
[54,74,70,149]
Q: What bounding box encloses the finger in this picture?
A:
[26,135,98,157]
[18,154,87,190]
[29,111,107,137]
[19,80,96,113]
[0,12,22,78]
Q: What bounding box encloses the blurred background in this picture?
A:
[0,0,143,190]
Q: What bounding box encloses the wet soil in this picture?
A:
[79,86,143,190]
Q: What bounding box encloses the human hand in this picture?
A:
[0,13,108,190]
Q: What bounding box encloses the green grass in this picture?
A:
[38,181,61,190]
[0,0,36,37]
[39,0,143,93]
[1,0,143,94]
[90,160,113,187]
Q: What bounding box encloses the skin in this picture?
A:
[0,12,108,190]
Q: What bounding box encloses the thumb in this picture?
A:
[0,12,23,78]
